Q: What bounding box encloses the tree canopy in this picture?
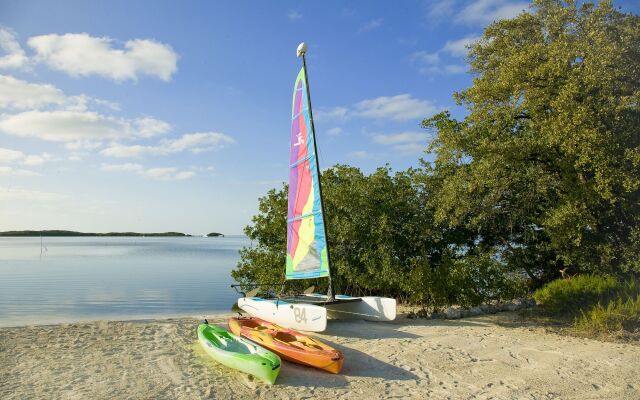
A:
[423,0,640,281]
[232,0,639,307]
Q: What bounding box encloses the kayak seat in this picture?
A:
[273,332,297,343]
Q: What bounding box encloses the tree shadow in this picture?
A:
[487,310,572,331]
[276,361,350,388]
[277,338,418,388]
[323,319,422,339]
[323,318,492,339]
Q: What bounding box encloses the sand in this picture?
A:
[1,312,638,400]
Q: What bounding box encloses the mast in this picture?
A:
[297,42,335,299]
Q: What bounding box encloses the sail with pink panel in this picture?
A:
[285,67,329,280]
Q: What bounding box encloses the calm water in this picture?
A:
[0,236,249,327]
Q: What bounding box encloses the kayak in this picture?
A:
[197,322,281,384]
[228,316,344,374]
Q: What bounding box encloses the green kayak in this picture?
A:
[197,323,281,384]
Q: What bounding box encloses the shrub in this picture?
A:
[533,275,618,315]
[575,296,640,335]
[405,254,527,310]
[534,275,640,337]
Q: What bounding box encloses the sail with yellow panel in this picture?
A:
[285,66,329,280]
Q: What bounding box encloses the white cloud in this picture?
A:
[411,35,479,75]
[134,117,171,138]
[315,107,349,121]
[372,132,431,145]
[167,132,235,153]
[0,75,65,109]
[0,166,40,176]
[353,94,438,121]
[359,18,383,33]
[22,155,46,166]
[174,171,196,180]
[327,127,343,137]
[393,142,429,154]
[101,132,234,158]
[93,98,120,111]
[0,186,66,201]
[318,95,438,122]
[0,147,24,163]
[372,131,431,154]
[0,110,170,142]
[287,10,302,21]
[456,0,528,25]
[28,33,178,81]
[443,64,468,74]
[100,163,143,172]
[65,140,104,151]
[140,167,194,181]
[428,0,456,20]
[348,150,371,160]
[0,146,53,166]
[0,74,122,113]
[411,51,440,66]
[442,35,482,57]
[0,27,28,69]
[100,145,152,158]
[101,163,196,181]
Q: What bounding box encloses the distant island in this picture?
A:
[0,230,193,237]
[207,232,224,237]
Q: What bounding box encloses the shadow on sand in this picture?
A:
[323,317,496,339]
[277,338,418,388]
[323,319,421,339]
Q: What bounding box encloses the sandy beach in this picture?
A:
[1,312,638,400]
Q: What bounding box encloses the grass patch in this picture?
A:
[574,296,640,337]
[533,275,640,340]
[533,275,618,316]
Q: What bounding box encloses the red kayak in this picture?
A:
[228,317,344,374]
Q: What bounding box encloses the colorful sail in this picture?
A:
[286,67,329,280]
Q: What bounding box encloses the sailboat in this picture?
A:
[235,42,396,332]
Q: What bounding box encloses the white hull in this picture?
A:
[237,297,327,332]
[307,295,397,321]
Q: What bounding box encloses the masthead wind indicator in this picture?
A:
[296,42,307,57]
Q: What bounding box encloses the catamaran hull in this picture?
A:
[237,297,327,332]
[308,295,397,321]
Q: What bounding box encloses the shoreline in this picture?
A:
[0,298,530,329]
[0,312,236,329]
[2,312,639,399]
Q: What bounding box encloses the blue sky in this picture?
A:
[1,1,635,235]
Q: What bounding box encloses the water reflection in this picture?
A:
[0,236,248,326]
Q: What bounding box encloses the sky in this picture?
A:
[1,1,636,235]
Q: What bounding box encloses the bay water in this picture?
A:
[0,236,249,327]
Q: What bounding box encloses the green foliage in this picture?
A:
[533,275,619,315]
[534,275,640,335]
[422,0,640,281]
[232,165,431,298]
[233,1,640,311]
[574,295,640,335]
[232,187,292,289]
[232,165,524,306]
[408,254,527,309]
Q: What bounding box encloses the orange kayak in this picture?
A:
[228,317,344,374]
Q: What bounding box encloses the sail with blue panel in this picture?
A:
[285,67,329,280]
